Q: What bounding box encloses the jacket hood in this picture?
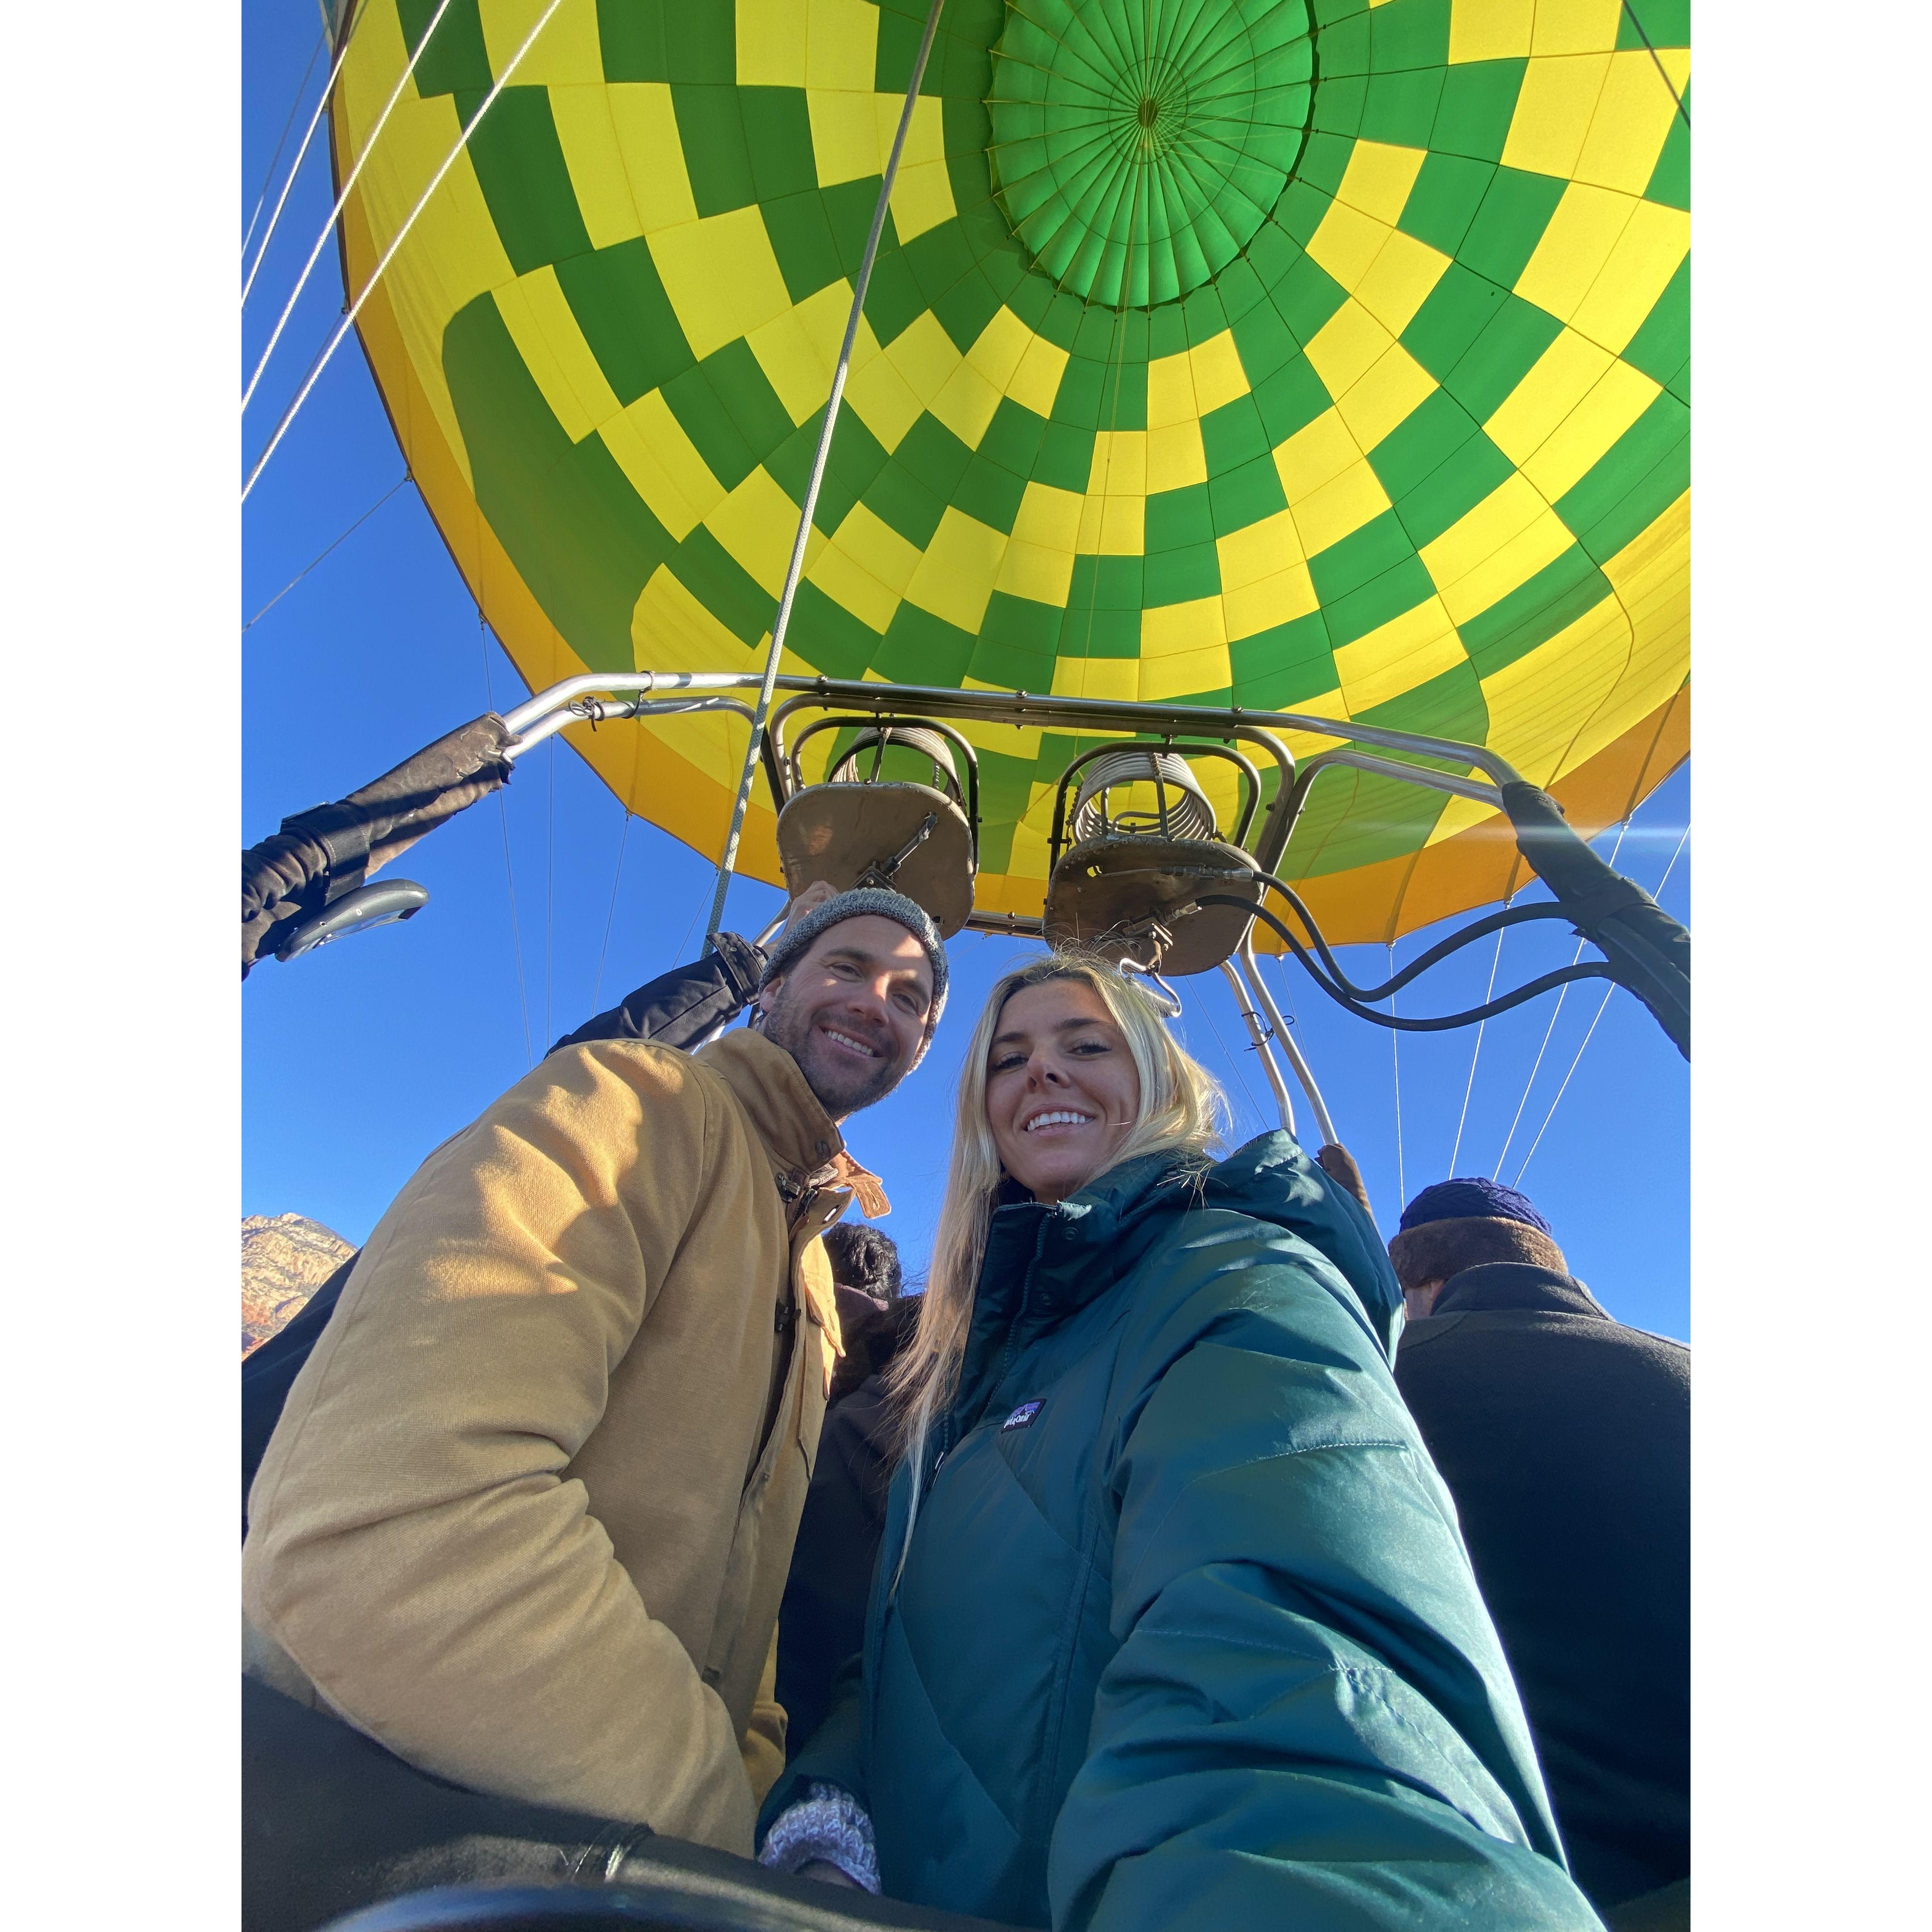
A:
[1007,1130,1404,1362]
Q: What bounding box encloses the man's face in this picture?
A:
[756,915,934,1119]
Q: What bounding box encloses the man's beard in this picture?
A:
[760,986,908,1118]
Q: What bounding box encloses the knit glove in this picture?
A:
[758,1782,880,1894]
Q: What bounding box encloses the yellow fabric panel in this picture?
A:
[1077,494,1145,556]
[1052,655,1141,701]
[1577,489,1690,766]
[1140,597,1230,701]
[1514,187,1692,357]
[1518,358,1661,500]
[632,563,766,676]
[844,310,962,452]
[1147,419,1209,493]
[1569,200,1690,354]
[1530,0,1622,58]
[1224,558,1319,642]
[648,206,794,360]
[1219,503,1307,585]
[1503,54,1613,180]
[1332,340,1438,452]
[995,483,1083,605]
[607,86,700,231]
[599,391,728,540]
[1485,326,1614,467]
[806,0,878,89]
[493,268,621,443]
[966,305,1032,391]
[1085,431,1149,498]
[1188,330,1252,417]
[905,507,1009,633]
[706,468,827,598]
[1147,331,1250,434]
[1009,329,1071,418]
[477,0,603,86]
[341,93,515,490]
[880,96,954,242]
[1276,411,1392,557]
[735,0,807,85]
[930,355,1004,449]
[809,501,923,632]
[1573,50,1693,196]
[550,86,646,250]
[1474,589,1635,788]
[1333,595,1466,711]
[1356,229,1453,338]
[807,90,881,186]
[1334,140,1428,225]
[1306,200,1393,301]
[1447,0,1534,64]
[747,282,872,426]
[1421,474,1575,626]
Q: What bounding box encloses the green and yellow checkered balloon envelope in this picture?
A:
[331,0,1687,943]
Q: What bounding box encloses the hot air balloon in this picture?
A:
[268,0,1683,970]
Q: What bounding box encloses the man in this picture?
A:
[775,1225,920,1759]
[1389,1178,1690,1925]
[242,888,947,1860]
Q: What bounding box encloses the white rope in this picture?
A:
[703,0,950,936]
[241,8,368,311]
[241,26,328,272]
[1447,894,1512,1174]
[242,0,460,414]
[1512,822,1690,1184]
[1388,943,1405,1208]
[1494,817,1632,1176]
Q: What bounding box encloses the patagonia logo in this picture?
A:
[1001,1400,1044,1432]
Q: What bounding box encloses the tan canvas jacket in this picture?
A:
[242,1028,882,1855]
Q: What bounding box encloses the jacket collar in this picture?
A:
[1432,1261,1610,1320]
[694,1028,848,1189]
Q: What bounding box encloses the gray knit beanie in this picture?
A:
[757,887,949,1044]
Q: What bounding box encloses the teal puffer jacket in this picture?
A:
[765,1134,1603,1932]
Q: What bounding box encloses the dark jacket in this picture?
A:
[1392,1263,1690,1914]
[242,939,765,1535]
[766,1136,1600,1932]
[777,1298,921,1761]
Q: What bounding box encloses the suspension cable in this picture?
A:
[1388,943,1404,1207]
[1512,821,1690,1183]
[241,25,328,272]
[1448,895,1511,1173]
[1493,818,1632,1175]
[702,0,949,937]
[242,0,564,500]
[242,472,408,632]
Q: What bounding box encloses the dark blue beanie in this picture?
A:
[1398,1177,1552,1236]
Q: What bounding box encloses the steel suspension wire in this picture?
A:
[1512,822,1690,1184]
[1389,943,1405,1208]
[702,0,950,938]
[241,25,328,273]
[242,473,409,632]
[242,0,565,500]
[1447,899,1512,1175]
[242,0,456,405]
[1493,817,1633,1176]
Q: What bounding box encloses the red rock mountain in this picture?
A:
[242,1213,355,1357]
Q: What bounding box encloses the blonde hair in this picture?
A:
[886,954,1227,1552]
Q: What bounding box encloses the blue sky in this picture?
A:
[242,3,1689,1339]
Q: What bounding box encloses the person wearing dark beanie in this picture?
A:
[1390,1180,1690,1931]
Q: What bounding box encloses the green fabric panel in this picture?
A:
[865,458,949,552]
[1200,396,1273,478]
[739,88,818,201]
[1251,354,1334,444]
[954,450,1030,536]
[1460,168,1568,289]
[763,192,852,306]
[970,592,1062,690]
[1142,542,1221,608]
[658,342,782,494]
[1314,548,1438,649]
[595,0,668,82]
[1376,397,1516,550]
[1621,256,1690,398]
[555,239,695,407]
[791,581,884,682]
[399,0,489,97]
[670,84,757,218]
[1556,391,1689,562]
[1439,293,1565,421]
[764,410,891,537]
[966,743,1036,873]
[443,293,672,672]
[893,414,974,507]
[874,600,976,687]
[1145,485,1215,553]
[1361,68,1447,149]
[1208,452,1290,533]
[1318,13,1373,78]
[1619,1,1690,51]
[669,525,778,645]
[1644,90,1691,211]
[1458,546,1612,678]
[857,243,928,347]
[658,4,735,84]
[1369,0,1451,69]
[1229,610,1336,708]
[1401,154,1497,257]
[463,87,592,275]
[1430,60,1528,164]
[978,398,1049,483]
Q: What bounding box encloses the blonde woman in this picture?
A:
[759,954,1600,1932]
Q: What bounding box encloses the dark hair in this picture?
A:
[823,1222,903,1300]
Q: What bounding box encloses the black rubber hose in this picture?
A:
[1197,896,1616,1033]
